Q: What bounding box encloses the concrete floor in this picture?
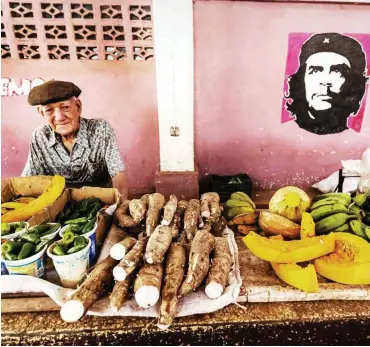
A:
[2,300,369,345]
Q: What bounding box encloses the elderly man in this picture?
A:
[22,80,128,200]
[285,33,368,135]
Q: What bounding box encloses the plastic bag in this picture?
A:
[312,160,361,194]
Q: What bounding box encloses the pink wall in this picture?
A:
[194,1,370,190]
[1,60,159,195]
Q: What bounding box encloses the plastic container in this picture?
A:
[59,222,98,265]
[1,261,9,275]
[28,223,62,241]
[210,174,253,202]
[47,238,91,288]
[1,222,29,241]
[2,243,48,278]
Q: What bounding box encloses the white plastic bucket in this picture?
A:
[60,222,97,265]
[2,244,48,278]
[28,223,61,241]
[1,222,29,241]
[47,238,91,289]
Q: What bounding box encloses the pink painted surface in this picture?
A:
[281,32,370,131]
[1,60,159,195]
[194,1,370,190]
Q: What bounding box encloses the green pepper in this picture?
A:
[21,232,41,245]
[32,224,50,234]
[4,252,18,261]
[17,243,35,260]
[40,224,60,237]
[53,244,66,256]
[74,235,87,248]
[65,217,88,225]
[68,210,81,221]
[81,217,96,235]
[87,205,101,220]
[62,230,75,245]
[2,241,25,254]
[35,239,49,253]
[65,224,84,234]
[67,244,86,254]
[1,223,11,235]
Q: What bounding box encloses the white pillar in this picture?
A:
[152,0,194,172]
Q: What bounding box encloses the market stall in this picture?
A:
[1,175,369,345]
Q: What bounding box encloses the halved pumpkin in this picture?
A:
[314,232,370,285]
[314,253,370,285]
[333,232,370,262]
[243,231,335,263]
[271,262,319,293]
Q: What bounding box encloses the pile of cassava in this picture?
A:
[60,192,234,329]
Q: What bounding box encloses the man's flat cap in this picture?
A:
[300,33,366,74]
[28,80,81,106]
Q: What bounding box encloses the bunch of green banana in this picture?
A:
[315,213,357,234]
[310,203,349,222]
[349,220,370,240]
[226,192,255,219]
[310,192,352,210]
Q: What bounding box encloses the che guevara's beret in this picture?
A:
[299,33,366,74]
[28,80,82,106]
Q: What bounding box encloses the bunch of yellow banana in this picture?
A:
[225,192,256,219]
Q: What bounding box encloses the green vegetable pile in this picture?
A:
[1,222,27,236]
[51,230,89,256]
[56,198,103,235]
[30,223,61,238]
[1,225,60,261]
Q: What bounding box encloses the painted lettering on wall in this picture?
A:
[1,78,45,97]
[281,33,370,135]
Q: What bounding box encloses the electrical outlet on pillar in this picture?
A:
[170,126,180,136]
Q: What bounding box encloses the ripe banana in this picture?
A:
[315,213,357,234]
[227,206,255,219]
[310,197,351,210]
[226,199,254,208]
[349,220,367,239]
[310,203,349,222]
[312,192,351,205]
[230,192,256,210]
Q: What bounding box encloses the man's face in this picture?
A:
[304,52,351,111]
[38,97,82,136]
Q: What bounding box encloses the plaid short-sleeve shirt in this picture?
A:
[22,117,125,187]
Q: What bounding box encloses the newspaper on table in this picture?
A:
[1,227,242,318]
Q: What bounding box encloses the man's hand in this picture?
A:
[112,171,128,201]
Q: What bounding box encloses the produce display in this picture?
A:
[60,192,234,329]
[50,231,89,256]
[56,197,103,234]
[1,222,27,236]
[3,181,370,327]
[1,228,52,260]
[1,175,65,223]
[234,188,370,293]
